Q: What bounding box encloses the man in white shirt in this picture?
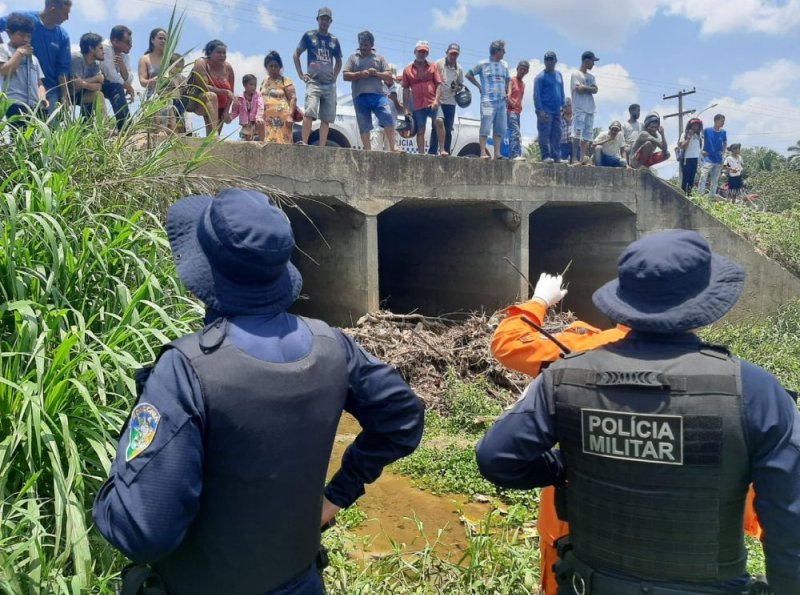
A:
[622,103,640,164]
[570,50,599,165]
[592,120,627,167]
[99,25,134,130]
[430,43,463,156]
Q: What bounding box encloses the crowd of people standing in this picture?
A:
[1,0,745,193]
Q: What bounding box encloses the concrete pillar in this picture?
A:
[287,200,379,326]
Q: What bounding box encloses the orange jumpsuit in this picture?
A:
[491,300,763,595]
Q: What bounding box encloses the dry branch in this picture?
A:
[341,308,576,410]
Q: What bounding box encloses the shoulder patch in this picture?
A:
[126,403,161,461]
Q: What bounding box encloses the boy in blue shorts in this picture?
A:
[570,50,599,165]
[466,40,511,159]
[343,30,397,152]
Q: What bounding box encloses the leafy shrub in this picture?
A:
[690,196,800,276]
[746,169,800,213]
[441,370,503,435]
[702,300,800,393]
[0,111,209,591]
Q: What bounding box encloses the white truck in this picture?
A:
[293,94,483,157]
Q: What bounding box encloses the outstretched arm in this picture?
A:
[492,272,625,377]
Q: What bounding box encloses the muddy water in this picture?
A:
[329,414,490,558]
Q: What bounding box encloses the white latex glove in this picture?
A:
[532,273,568,307]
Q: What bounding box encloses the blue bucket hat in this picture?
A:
[166,188,302,315]
[592,230,745,333]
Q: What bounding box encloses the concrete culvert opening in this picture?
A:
[530,202,636,328]
[378,200,522,317]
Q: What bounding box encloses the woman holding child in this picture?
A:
[260,51,296,144]
[186,39,235,136]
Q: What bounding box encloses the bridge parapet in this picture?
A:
[195,142,799,326]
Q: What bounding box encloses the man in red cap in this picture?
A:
[402,40,447,156]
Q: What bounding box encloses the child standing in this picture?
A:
[560,98,573,162]
[226,74,264,142]
[678,118,703,195]
[165,54,188,133]
[0,13,48,127]
[724,143,744,200]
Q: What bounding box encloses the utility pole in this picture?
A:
[663,87,697,141]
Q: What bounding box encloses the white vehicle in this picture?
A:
[293,94,483,157]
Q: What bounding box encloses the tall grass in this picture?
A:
[0,72,219,590]
[689,196,800,277]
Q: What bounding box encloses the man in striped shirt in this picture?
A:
[466,39,511,159]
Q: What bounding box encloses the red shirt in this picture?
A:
[402,61,442,110]
[507,77,525,114]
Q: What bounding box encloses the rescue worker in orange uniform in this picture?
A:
[491,271,764,595]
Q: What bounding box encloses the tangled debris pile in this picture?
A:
[342,309,576,410]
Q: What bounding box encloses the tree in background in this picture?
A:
[788,140,800,170]
[746,169,800,212]
[740,146,787,178]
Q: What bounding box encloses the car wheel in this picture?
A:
[458,144,482,158]
[309,137,344,148]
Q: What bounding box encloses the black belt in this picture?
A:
[558,550,750,595]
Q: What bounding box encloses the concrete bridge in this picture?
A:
[197,143,800,327]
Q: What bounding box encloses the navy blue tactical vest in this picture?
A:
[153,317,348,595]
[548,338,748,583]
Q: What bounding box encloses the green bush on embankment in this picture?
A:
[689,195,800,277]
[0,98,214,591]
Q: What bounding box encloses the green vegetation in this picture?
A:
[323,512,541,594]
[690,195,800,276]
[0,104,210,590]
[740,146,787,176]
[702,301,800,392]
[745,169,800,213]
[788,139,800,169]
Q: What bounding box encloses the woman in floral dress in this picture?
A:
[260,51,296,144]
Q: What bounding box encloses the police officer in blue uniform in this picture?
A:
[93,188,425,595]
[476,230,800,595]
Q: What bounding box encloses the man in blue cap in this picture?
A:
[476,229,800,594]
[93,188,425,595]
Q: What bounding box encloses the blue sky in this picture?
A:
[4,0,800,177]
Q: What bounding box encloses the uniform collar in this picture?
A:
[625,331,702,346]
